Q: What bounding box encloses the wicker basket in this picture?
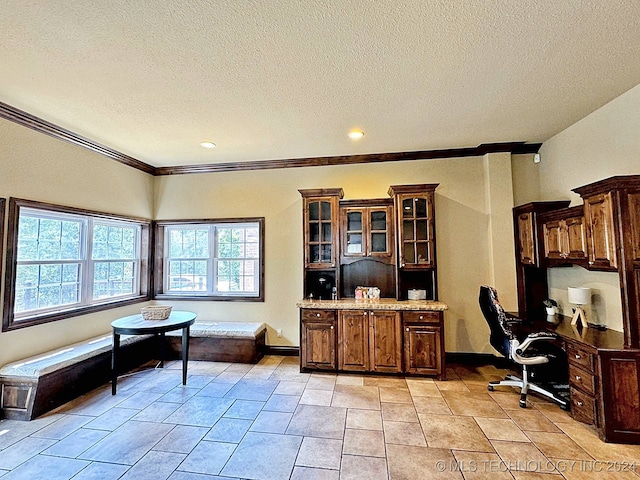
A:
[141,305,172,320]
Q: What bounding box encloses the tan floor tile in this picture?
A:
[511,472,562,479]
[556,420,640,462]
[379,387,413,404]
[489,390,526,409]
[340,455,388,480]
[273,381,306,396]
[363,376,408,388]
[346,408,383,431]
[442,391,508,418]
[257,356,285,366]
[406,379,440,397]
[387,444,462,479]
[331,385,380,410]
[335,375,364,386]
[533,403,572,424]
[381,402,418,423]
[418,413,494,452]
[291,466,340,480]
[412,395,452,415]
[451,451,513,480]
[435,380,471,392]
[547,458,640,480]
[343,428,386,457]
[506,409,562,433]
[295,436,343,470]
[383,420,426,446]
[300,388,333,406]
[491,440,557,474]
[475,417,530,442]
[306,375,337,391]
[525,431,591,460]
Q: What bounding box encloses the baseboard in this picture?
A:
[446,352,510,368]
[264,345,300,356]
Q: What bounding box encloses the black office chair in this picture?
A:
[479,285,569,410]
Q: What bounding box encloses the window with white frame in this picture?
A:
[3,199,150,330]
[159,219,263,300]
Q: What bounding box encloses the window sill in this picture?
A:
[153,293,264,302]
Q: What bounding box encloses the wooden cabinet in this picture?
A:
[300,309,337,371]
[583,192,617,270]
[299,189,343,269]
[338,310,402,373]
[540,206,587,265]
[516,211,536,265]
[340,202,394,263]
[566,340,599,426]
[402,310,444,378]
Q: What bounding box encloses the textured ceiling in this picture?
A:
[1,0,640,168]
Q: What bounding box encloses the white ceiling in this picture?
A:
[2,0,640,169]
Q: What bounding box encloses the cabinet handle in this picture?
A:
[588,261,594,265]
[331,263,335,267]
[576,401,584,407]
[330,325,334,330]
[406,328,410,332]
[575,354,581,360]
[575,375,582,381]
[316,313,321,317]
[419,315,423,320]
[363,312,367,316]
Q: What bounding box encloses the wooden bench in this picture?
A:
[165,321,267,364]
[0,334,155,421]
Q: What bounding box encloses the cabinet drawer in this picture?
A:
[569,365,596,396]
[570,387,597,426]
[566,343,596,373]
[403,311,441,324]
[302,309,336,322]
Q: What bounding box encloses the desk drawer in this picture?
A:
[302,309,336,322]
[403,311,441,324]
[570,387,597,426]
[566,342,596,373]
[569,364,596,396]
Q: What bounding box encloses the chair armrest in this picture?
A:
[504,312,522,325]
[515,332,559,355]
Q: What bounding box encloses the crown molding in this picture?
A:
[0,101,157,175]
[1,101,541,176]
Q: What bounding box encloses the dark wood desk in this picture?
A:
[522,314,640,444]
[111,311,196,394]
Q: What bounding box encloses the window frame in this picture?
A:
[154,218,265,302]
[2,198,152,332]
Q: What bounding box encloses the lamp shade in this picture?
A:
[568,287,591,306]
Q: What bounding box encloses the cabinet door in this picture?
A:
[517,212,537,265]
[403,325,442,376]
[398,194,434,268]
[369,311,402,373]
[342,208,365,259]
[565,215,587,260]
[304,197,339,269]
[301,318,336,371]
[584,193,617,270]
[542,219,565,260]
[338,311,369,371]
[368,206,394,261]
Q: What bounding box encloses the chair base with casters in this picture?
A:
[479,286,570,411]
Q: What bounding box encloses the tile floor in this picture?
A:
[1,356,639,479]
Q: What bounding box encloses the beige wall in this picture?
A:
[0,118,155,367]
[155,154,516,355]
[521,83,640,332]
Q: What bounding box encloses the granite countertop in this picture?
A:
[296,298,448,311]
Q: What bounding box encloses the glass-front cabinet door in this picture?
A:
[341,205,393,262]
[300,189,343,269]
[396,193,435,268]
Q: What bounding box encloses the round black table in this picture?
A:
[111,311,196,395]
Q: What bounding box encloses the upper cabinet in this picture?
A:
[582,192,617,271]
[389,185,437,269]
[340,199,394,264]
[517,211,536,265]
[540,206,587,266]
[299,189,343,269]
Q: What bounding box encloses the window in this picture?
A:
[155,218,264,301]
[3,199,151,331]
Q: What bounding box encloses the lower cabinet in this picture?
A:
[301,307,444,378]
[338,310,402,373]
[300,309,337,370]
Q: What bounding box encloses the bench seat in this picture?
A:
[0,333,154,421]
[165,321,267,364]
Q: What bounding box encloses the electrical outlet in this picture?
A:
[276,328,282,337]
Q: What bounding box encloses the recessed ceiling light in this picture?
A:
[348,130,364,140]
[200,141,216,149]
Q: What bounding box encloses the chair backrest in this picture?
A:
[479,285,515,358]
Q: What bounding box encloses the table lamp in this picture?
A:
[568,287,591,329]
